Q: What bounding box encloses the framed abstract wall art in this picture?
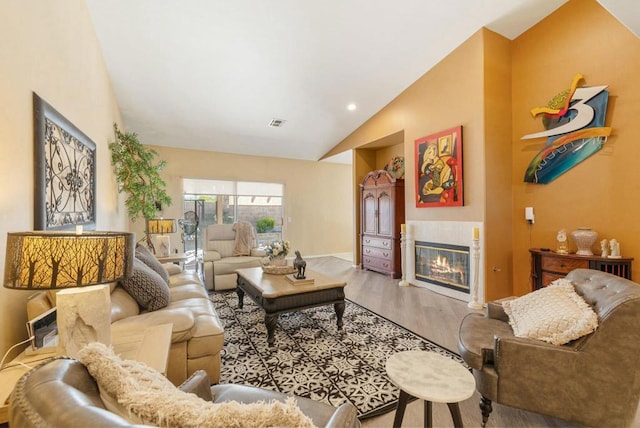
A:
[415,126,463,208]
[33,93,96,230]
[521,73,611,184]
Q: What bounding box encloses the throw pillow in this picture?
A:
[77,343,316,428]
[135,243,170,283]
[119,259,170,311]
[163,263,182,276]
[502,278,598,345]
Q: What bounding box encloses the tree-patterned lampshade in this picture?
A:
[3,231,135,289]
[146,219,177,235]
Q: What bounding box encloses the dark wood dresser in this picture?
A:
[360,170,405,278]
[529,248,633,290]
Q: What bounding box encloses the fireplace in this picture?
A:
[414,241,470,293]
[405,221,484,304]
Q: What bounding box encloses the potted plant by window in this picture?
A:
[256,216,275,233]
[109,124,172,251]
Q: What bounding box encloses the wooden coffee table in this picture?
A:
[235,267,347,346]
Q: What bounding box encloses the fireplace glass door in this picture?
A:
[415,241,470,293]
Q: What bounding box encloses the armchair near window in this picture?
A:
[202,223,267,291]
[458,269,640,427]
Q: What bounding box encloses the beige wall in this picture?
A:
[130,146,353,258]
[511,0,640,295]
[0,0,127,356]
[0,1,352,359]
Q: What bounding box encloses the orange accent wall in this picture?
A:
[511,0,640,295]
[483,30,513,300]
[333,28,514,301]
[332,0,640,299]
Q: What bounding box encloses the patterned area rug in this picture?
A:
[210,291,466,419]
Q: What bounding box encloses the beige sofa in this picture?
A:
[202,223,266,291]
[27,250,224,386]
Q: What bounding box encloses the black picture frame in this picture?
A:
[33,93,96,231]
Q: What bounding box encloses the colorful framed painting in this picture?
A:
[415,126,463,208]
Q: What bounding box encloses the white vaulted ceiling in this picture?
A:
[85,0,639,164]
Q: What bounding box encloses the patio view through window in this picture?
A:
[181,178,284,257]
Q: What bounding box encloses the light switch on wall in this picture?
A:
[525,207,534,224]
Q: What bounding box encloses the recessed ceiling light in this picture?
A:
[347,103,357,111]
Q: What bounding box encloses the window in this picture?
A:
[181,179,284,253]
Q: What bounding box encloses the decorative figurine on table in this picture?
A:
[556,229,569,254]
[608,239,621,258]
[600,239,609,258]
[293,250,307,279]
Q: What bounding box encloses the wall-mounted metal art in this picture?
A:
[33,93,96,230]
[521,73,612,184]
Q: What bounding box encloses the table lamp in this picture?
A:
[3,231,134,357]
[146,218,176,257]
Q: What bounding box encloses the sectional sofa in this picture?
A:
[26,244,224,385]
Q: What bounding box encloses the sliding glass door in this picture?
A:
[181,179,284,254]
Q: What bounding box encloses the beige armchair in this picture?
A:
[458,268,640,427]
[202,223,266,291]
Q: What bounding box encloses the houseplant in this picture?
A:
[256,216,275,233]
[109,124,172,250]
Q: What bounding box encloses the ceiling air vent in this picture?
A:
[268,118,286,128]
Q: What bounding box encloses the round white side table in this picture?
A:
[385,350,475,428]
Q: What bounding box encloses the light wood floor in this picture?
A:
[306,256,611,428]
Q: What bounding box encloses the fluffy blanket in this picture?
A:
[232,221,255,256]
[77,342,315,428]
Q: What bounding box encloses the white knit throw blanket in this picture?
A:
[78,342,315,428]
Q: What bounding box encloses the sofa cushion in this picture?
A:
[169,283,208,301]
[169,271,203,287]
[187,312,225,359]
[210,240,235,258]
[213,256,264,275]
[119,259,170,311]
[203,250,222,263]
[77,342,315,428]
[503,278,598,345]
[112,307,196,344]
[163,263,183,276]
[135,243,170,283]
[109,286,140,323]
